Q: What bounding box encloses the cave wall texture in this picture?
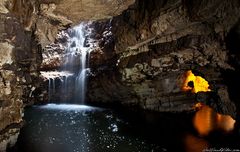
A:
[0,0,134,151]
[0,1,41,151]
[38,0,240,120]
[87,0,240,119]
[1,0,240,151]
[38,0,240,117]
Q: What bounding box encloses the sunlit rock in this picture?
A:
[0,42,13,66]
[0,0,8,14]
[43,0,135,23]
[40,71,74,80]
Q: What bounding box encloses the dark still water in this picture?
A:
[8,104,240,152]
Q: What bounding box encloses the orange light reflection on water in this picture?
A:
[193,105,235,136]
[184,134,209,152]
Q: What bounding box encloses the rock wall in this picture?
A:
[87,0,240,119]
[0,8,41,152]
[0,0,135,151]
[36,0,240,119]
[30,0,240,119]
[1,0,239,149]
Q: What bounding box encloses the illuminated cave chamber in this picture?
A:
[182,70,211,94]
[193,105,236,136]
[182,70,236,135]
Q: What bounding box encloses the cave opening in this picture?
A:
[182,70,236,137]
[182,70,211,93]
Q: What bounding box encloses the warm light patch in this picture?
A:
[194,102,204,110]
[193,105,235,136]
[182,70,211,93]
[216,113,236,132]
[184,134,209,152]
[193,105,213,136]
[181,71,236,136]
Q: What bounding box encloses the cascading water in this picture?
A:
[42,71,74,101]
[44,23,92,103]
[48,78,55,101]
[64,23,92,104]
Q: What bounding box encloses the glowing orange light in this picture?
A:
[181,70,236,135]
[193,105,235,136]
[184,134,209,152]
[193,105,213,136]
[182,70,211,93]
[216,113,236,132]
[194,102,204,110]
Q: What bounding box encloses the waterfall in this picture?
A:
[48,78,56,102]
[42,71,74,102]
[44,23,92,104]
[65,23,92,104]
[48,78,51,101]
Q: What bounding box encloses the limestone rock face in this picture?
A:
[38,0,240,118]
[0,14,41,151]
[87,0,240,118]
[0,0,135,150]
[40,0,135,23]
[7,0,135,47]
[0,0,9,14]
[1,0,240,150]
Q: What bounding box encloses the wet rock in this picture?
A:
[35,0,240,118]
[0,1,239,150]
[39,0,135,23]
[196,87,237,119]
[87,0,240,116]
[8,0,135,47]
[0,128,20,152]
[0,11,42,151]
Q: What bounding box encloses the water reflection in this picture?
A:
[184,134,209,152]
[193,105,235,136]
[38,104,99,111]
[8,104,240,152]
[11,104,162,152]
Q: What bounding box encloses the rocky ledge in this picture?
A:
[0,10,41,151]
[38,0,240,120]
[86,0,240,121]
[0,0,135,151]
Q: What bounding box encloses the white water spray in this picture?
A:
[43,23,92,103]
[66,23,92,103]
